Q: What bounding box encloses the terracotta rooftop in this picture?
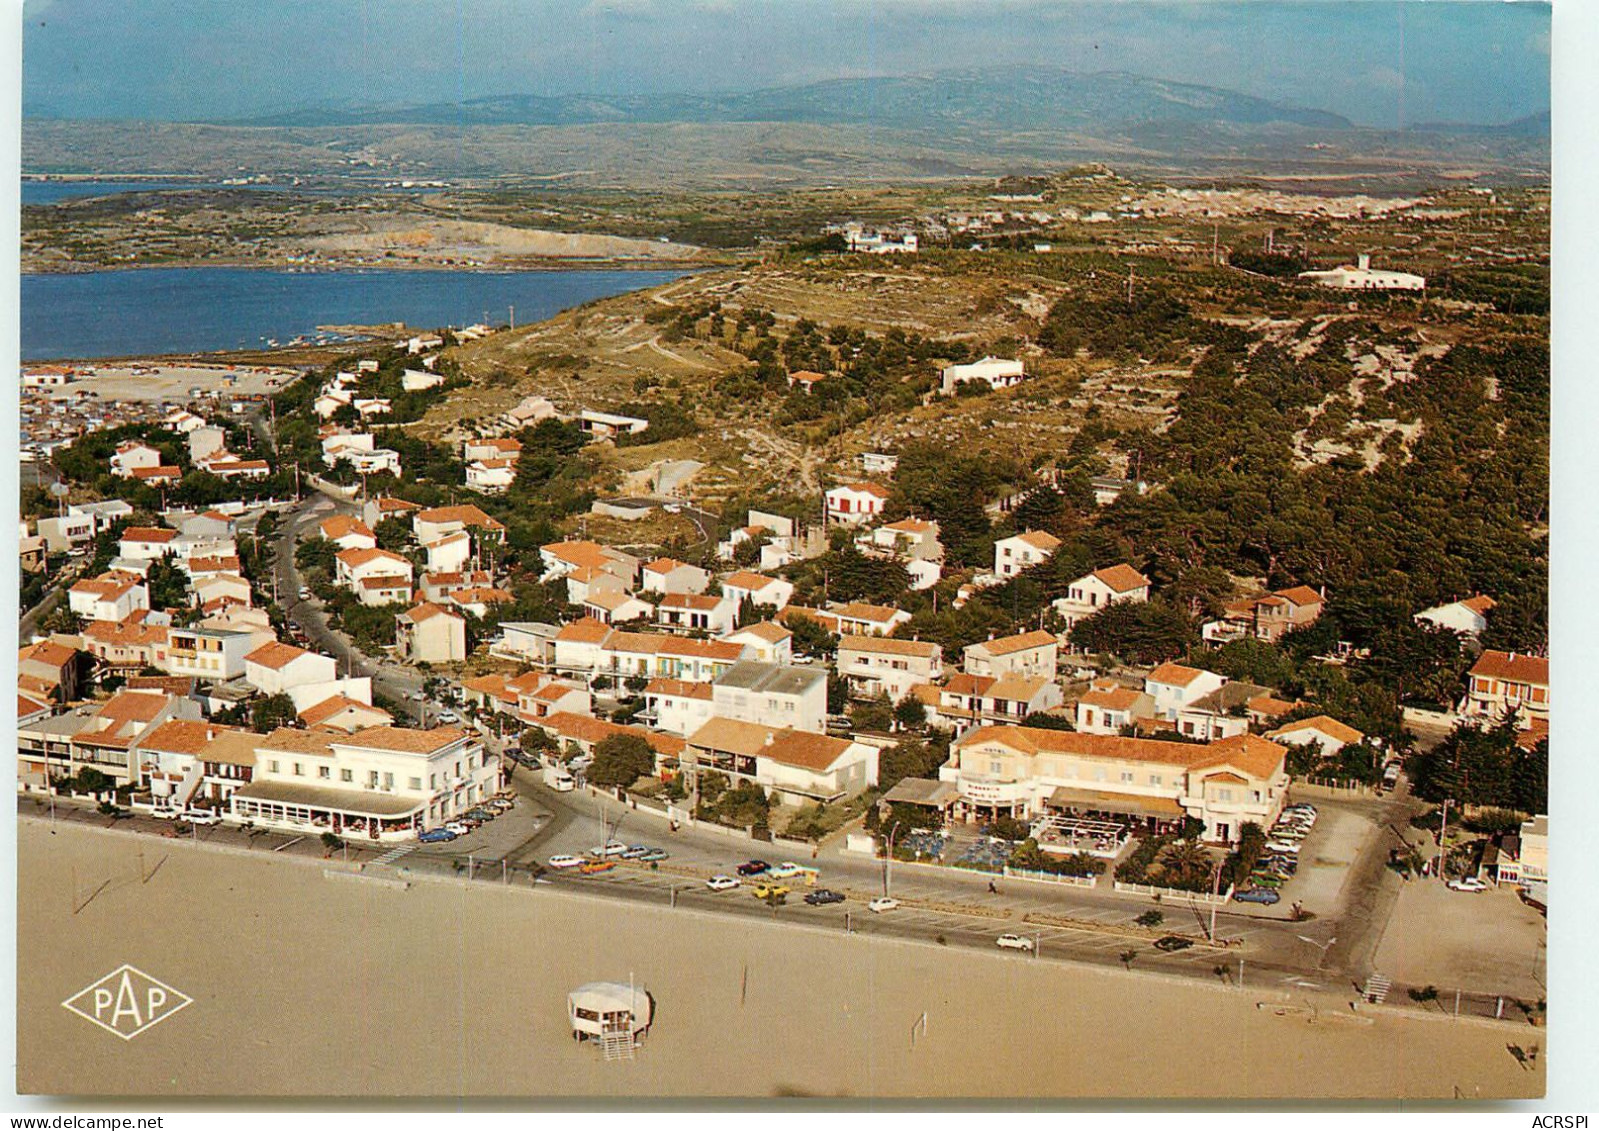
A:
[1092,563,1152,593]
[1470,650,1549,686]
[969,629,1057,656]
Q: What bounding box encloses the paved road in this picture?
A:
[270,491,426,721]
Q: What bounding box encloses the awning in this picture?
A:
[231,779,424,818]
[1045,786,1185,819]
[880,778,960,808]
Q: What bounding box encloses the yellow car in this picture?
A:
[752,884,790,901]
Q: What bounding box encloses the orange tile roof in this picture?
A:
[300,695,391,728]
[1146,662,1211,688]
[645,678,714,700]
[764,729,854,773]
[943,672,997,697]
[1092,563,1151,593]
[121,526,177,543]
[358,575,412,592]
[1245,694,1298,719]
[245,641,313,671]
[259,728,341,755]
[838,634,940,659]
[336,547,410,569]
[320,515,375,541]
[1460,595,1498,616]
[344,726,469,754]
[722,570,784,592]
[831,602,906,623]
[1266,715,1365,745]
[1012,530,1062,552]
[831,481,891,499]
[140,720,238,756]
[400,601,459,624]
[1191,733,1289,780]
[970,629,1057,656]
[726,621,791,644]
[1470,649,1548,686]
[555,618,612,644]
[1275,585,1325,607]
[661,593,725,612]
[19,640,78,668]
[1078,681,1144,712]
[415,504,505,531]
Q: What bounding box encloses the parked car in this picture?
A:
[546,854,584,869]
[1154,936,1194,952]
[181,810,222,826]
[579,859,617,875]
[621,845,654,859]
[485,798,514,812]
[464,808,495,822]
[752,884,790,901]
[437,711,459,724]
[418,828,457,844]
[444,821,473,836]
[1265,841,1301,855]
[590,841,629,857]
[639,849,669,862]
[804,889,846,906]
[1248,873,1284,889]
[867,896,900,913]
[995,934,1034,952]
[1233,888,1281,905]
[737,859,771,876]
[150,808,180,820]
[705,874,740,892]
[767,862,804,879]
[1447,876,1491,893]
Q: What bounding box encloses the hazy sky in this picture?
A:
[21,0,1550,127]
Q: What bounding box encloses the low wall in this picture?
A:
[1003,867,1099,889]
[1112,880,1232,906]
[1293,779,1376,800]
[1402,706,1458,730]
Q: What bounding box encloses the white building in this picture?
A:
[1298,254,1425,291]
[1052,563,1152,627]
[155,625,255,681]
[711,661,829,735]
[656,593,738,636]
[686,717,880,805]
[1263,716,1365,758]
[466,459,517,494]
[68,572,149,623]
[1414,595,1496,641]
[318,515,378,552]
[836,635,942,703]
[110,441,163,477]
[396,602,469,665]
[640,558,711,596]
[963,629,1059,680]
[824,482,890,525]
[719,570,794,612]
[245,642,340,696]
[993,530,1061,579]
[940,356,1026,396]
[1144,663,1229,722]
[230,725,499,839]
[943,725,1289,844]
[643,678,715,737]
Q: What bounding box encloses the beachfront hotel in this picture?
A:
[943,724,1290,845]
[229,725,500,841]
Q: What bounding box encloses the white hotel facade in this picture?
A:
[229,725,500,841]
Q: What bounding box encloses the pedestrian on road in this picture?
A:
[988,880,997,894]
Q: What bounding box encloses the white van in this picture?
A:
[542,764,575,792]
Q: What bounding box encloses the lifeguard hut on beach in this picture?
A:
[568,980,655,1060]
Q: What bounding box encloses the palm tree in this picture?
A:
[1158,837,1214,889]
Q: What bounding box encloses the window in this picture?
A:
[1120,771,1133,784]
[383,772,394,789]
[268,760,280,774]
[318,766,330,780]
[293,762,303,776]
[429,773,437,790]
[1148,774,1162,787]
[408,777,422,791]
[1217,788,1234,802]
[341,769,353,783]
[368,771,379,787]
[989,760,1002,775]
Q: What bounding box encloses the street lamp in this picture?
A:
[884,821,903,898]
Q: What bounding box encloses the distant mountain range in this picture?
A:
[219,68,1357,132]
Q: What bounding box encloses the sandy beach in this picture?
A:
[16,819,1544,1100]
